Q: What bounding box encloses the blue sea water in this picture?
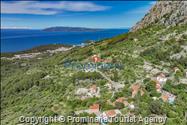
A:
[1,29,128,52]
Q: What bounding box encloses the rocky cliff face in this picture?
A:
[131,1,187,32]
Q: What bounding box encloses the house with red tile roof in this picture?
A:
[91,55,102,63]
[131,83,145,98]
[91,54,111,63]
[75,103,101,116]
[131,83,141,98]
[114,97,129,107]
[115,97,125,103]
[101,109,121,118]
[89,103,100,113]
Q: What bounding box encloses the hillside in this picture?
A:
[1,1,187,125]
[131,1,187,32]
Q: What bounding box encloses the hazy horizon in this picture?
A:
[1,0,156,29]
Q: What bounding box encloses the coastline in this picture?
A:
[1,29,129,53]
[1,44,73,58]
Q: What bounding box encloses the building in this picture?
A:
[91,55,102,63]
[88,85,100,97]
[76,88,89,96]
[114,97,129,107]
[105,82,124,92]
[156,73,167,84]
[155,80,162,92]
[89,85,97,93]
[161,90,176,104]
[89,104,100,113]
[75,85,100,99]
[131,83,140,98]
[113,82,125,92]
[75,103,100,116]
[91,54,111,63]
[128,104,135,110]
[131,83,145,98]
[101,109,121,118]
[115,97,125,103]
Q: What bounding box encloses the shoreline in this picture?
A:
[0,44,74,58]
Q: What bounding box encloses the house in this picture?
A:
[105,82,124,92]
[91,54,111,63]
[131,83,140,98]
[88,85,100,97]
[76,88,89,95]
[161,90,176,104]
[131,83,145,98]
[156,73,167,84]
[75,103,101,116]
[112,82,125,91]
[98,110,121,125]
[128,104,135,110]
[115,97,125,103]
[75,88,89,100]
[89,85,97,93]
[155,80,162,92]
[101,109,121,118]
[75,85,100,99]
[114,97,129,107]
[89,103,100,113]
[91,55,102,63]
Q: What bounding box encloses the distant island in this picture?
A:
[43,26,103,32]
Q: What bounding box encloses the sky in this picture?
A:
[1,0,156,29]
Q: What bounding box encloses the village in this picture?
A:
[72,54,187,124]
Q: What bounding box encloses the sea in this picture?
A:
[1,29,129,53]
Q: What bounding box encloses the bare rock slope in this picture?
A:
[131,1,187,32]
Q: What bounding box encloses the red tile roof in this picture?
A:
[161,95,169,102]
[89,104,100,112]
[116,97,125,103]
[131,84,140,98]
[105,110,117,117]
[91,55,101,63]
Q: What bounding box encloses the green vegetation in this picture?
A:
[1,24,187,125]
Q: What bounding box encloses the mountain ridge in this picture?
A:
[131,1,187,32]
